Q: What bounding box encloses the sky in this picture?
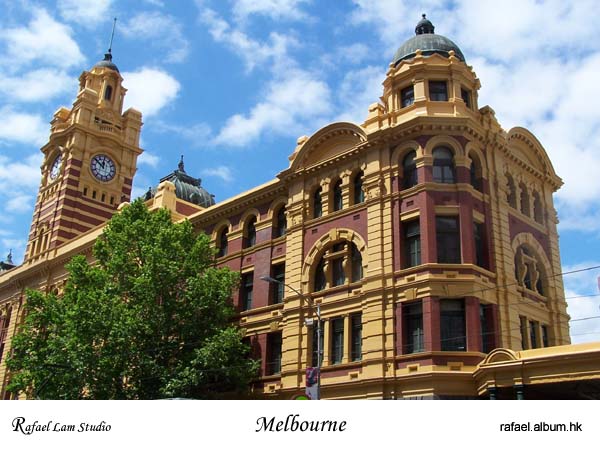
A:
[0,0,599,343]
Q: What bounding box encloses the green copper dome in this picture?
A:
[93,52,119,72]
[143,156,215,208]
[392,14,465,66]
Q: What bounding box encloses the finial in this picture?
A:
[6,249,13,265]
[415,13,434,35]
[178,155,185,172]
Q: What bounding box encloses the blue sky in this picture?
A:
[1,0,599,342]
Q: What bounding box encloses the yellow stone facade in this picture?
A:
[1,19,600,400]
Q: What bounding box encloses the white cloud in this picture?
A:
[0,153,43,189]
[137,152,160,168]
[335,65,383,124]
[232,0,311,22]
[214,69,332,147]
[562,262,600,343]
[121,67,180,117]
[0,8,85,69]
[5,194,34,213]
[153,121,212,144]
[121,11,190,63]
[0,107,48,145]
[0,68,75,103]
[201,166,233,183]
[58,0,113,26]
[199,7,297,71]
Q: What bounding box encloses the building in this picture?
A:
[1,16,600,400]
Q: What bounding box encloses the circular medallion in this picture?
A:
[90,154,116,182]
[49,154,62,180]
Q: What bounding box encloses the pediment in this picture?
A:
[289,122,367,171]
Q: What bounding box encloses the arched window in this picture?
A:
[274,206,287,238]
[520,183,530,216]
[352,171,364,205]
[432,147,455,183]
[469,153,482,191]
[104,85,113,101]
[332,180,343,211]
[514,245,546,296]
[507,174,517,208]
[217,227,228,257]
[244,216,257,248]
[402,150,417,189]
[312,241,363,292]
[533,192,544,224]
[313,187,323,218]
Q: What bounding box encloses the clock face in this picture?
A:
[50,154,62,180]
[90,154,116,182]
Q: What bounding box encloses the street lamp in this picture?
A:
[259,275,321,400]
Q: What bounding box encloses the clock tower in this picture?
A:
[25,50,143,262]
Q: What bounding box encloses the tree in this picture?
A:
[7,200,258,399]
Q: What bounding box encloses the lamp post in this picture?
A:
[259,275,321,400]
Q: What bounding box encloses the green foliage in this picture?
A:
[7,200,258,399]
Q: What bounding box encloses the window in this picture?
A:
[267,333,282,375]
[273,206,287,238]
[514,245,546,296]
[351,243,363,282]
[272,263,285,304]
[440,299,466,351]
[520,183,530,216]
[480,304,494,353]
[469,154,482,191]
[429,80,448,101]
[520,316,528,349]
[313,187,323,218]
[217,227,228,257]
[244,216,256,248]
[474,222,487,269]
[332,251,345,287]
[529,321,538,349]
[404,302,424,353]
[400,85,414,108]
[241,272,253,311]
[404,220,421,268]
[507,175,517,208]
[83,187,88,196]
[314,258,326,292]
[542,325,549,347]
[461,87,471,108]
[436,216,460,264]
[332,179,343,211]
[104,85,113,101]
[402,150,417,189]
[350,313,362,361]
[533,192,544,224]
[353,171,364,205]
[313,241,363,292]
[331,318,344,364]
[432,147,455,183]
[311,320,324,367]
[0,306,12,364]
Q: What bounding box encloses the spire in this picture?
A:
[415,13,435,35]
[178,155,185,172]
[106,17,117,61]
[6,249,13,265]
[93,18,120,72]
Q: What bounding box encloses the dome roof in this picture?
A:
[392,14,465,66]
[142,157,215,208]
[93,52,119,72]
